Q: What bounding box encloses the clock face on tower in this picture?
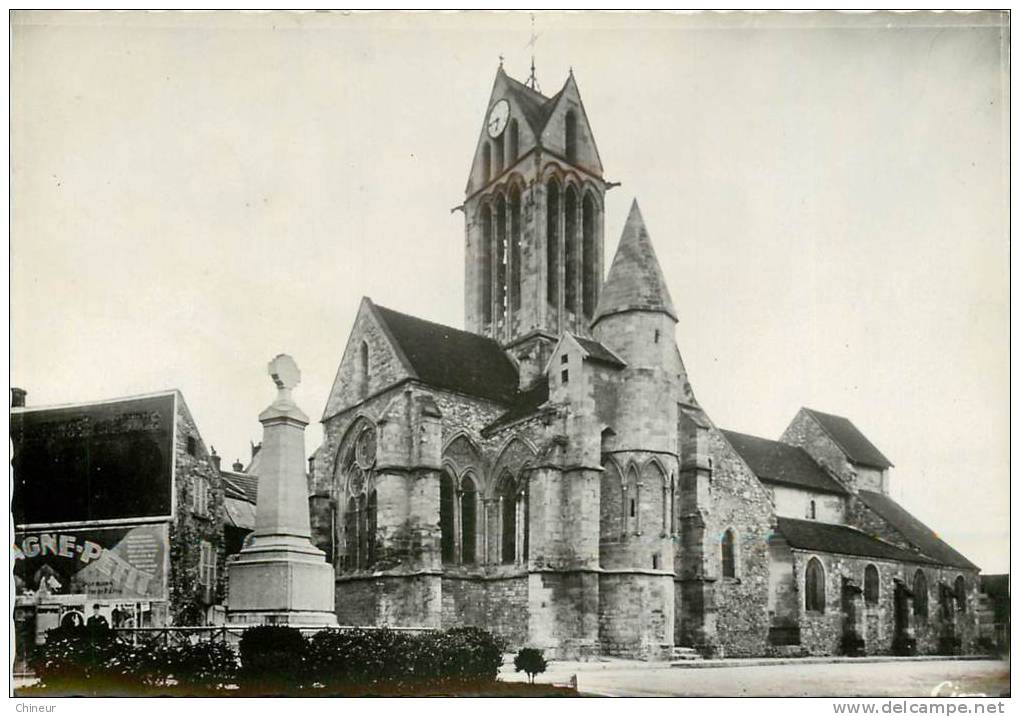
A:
[487,99,510,138]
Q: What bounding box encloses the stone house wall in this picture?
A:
[169,397,227,625]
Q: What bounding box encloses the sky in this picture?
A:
[11,11,1009,572]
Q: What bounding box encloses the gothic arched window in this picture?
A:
[954,575,967,613]
[480,204,493,324]
[460,475,477,565]
[509,185,522,314]
[600,460,623,541]
[366,489,377,567]
[913,570,929,620]
[624,465,640,534]
[805,557,825,613]
[864,564,880,605]
[582,193,597,320]
[721,529,736,579]
[495,194,508,326]
[482,143,491,183]
[546,180,560,308]
[564,186,579,315]
[499,473,517,564]
[493,137,504,175]
[565,110,578,162]
[507,119,519,162]
[345,496,357,570]
[440,470,456,564]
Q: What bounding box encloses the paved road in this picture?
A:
[500,658,1010,697]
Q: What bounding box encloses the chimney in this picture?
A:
[209,446,222,472]
[232,459,244,472]
[11,387,26,408]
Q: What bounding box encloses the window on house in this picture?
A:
[193,476,208,516]
[187,436,197,457]
[864,564,880,605]
[560,369,568,385]
[561,354,568,364]
[198,540,216,588]
[721,529,736,578]
[954,575,967,613]
[913,570,929,620]
[805,557,825,613]
[461,476,477,565]
[440,471,456,564]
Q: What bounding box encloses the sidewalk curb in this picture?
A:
[670,655,1001,669]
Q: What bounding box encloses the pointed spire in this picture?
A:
[593,200,677,325]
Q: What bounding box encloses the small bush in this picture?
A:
[514,647,548,684]
[238,625,307,688]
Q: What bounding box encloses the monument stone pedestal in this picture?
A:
[227,355,336,626]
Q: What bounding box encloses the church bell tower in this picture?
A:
[462,66,607,382]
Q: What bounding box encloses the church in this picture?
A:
[307,66,981,660]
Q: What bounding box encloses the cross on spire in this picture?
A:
[525,13,541,92]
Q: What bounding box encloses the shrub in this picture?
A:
[238,625,308,689]
[513,647,547,684]
[168,641,238,690]
[432,627,507,683]
[31,626,128,689]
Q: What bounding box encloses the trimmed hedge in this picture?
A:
[31,624,507,695]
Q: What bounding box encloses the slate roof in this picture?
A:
[220,469,258,504]
[804,408,893,469]
[593,201,677,324]
[572,335,626,368]
[503,73,562,136]
[373,303,519,404]
[483,376,550,435]
[721,430,847,496]
[857,490,978,570]
[777,517,940,565]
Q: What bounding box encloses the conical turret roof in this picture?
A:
[593,200,677,324]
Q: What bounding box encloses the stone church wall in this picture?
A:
[441,570,528,645]
[781,411,858,491]
[704,427,774,657]
[598,572,672,659]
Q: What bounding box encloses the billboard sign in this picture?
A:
[13,523,169,601]
[12,392,176,527]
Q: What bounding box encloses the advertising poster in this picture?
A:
[13,523,169,601]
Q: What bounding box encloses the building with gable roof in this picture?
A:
[308,66,982,659]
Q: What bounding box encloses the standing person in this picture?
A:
[86,604,109,632]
